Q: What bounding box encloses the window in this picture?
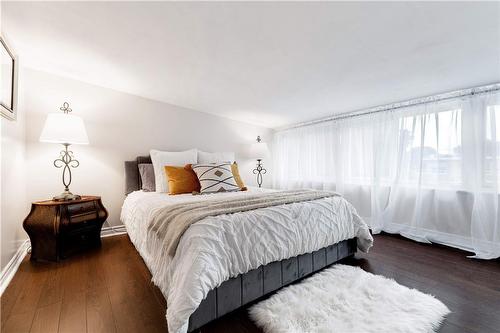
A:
[398,109,462,186]
[484,105,500,185]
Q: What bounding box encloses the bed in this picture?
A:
[121,156,373,333]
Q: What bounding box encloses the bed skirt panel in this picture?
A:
[188,237,357,331]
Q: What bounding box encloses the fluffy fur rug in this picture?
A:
[249,265,450,333]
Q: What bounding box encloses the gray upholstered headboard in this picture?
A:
[124,155,151,195]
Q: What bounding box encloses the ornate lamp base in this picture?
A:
[253,159,267,188]
[53,190,81,201]
[52,143,81,201]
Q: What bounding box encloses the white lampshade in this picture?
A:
[249,141,270,159]
[39,113,89,145]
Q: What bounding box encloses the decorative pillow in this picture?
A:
[138,164,156,192]
[150,149,198,192]
[231,162,247,191]
[192,162,240,194]
[198,151,235,164]
[164,164,201,195]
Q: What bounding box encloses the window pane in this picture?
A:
[399,109,462,186]
[484,105,500,185]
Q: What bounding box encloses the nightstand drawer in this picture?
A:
[67,201,96,216]
[61,226,101,258]
[66,219,99,233]
[70,211,98,223]
[66,223,100,236]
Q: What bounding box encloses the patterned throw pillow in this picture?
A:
[191,162,240,194]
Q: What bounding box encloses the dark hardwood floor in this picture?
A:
[2,233,499,333]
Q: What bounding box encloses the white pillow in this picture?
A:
[198,151,235,163]
[150,149,198,192]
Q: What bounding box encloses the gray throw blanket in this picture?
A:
[148,189,339,257]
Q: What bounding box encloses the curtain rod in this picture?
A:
[278,82,500,131]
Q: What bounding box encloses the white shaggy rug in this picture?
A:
[249,265,450,333]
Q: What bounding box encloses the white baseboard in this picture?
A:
[0,239,30,296]
[0,225,128,296]
[101,224,128,237]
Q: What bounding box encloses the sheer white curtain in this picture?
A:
[273,89,500,259]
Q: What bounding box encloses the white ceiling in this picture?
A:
[2,1,499,128]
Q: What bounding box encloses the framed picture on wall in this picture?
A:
[1,36,17,120]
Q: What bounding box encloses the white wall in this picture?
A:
[23,69,274,228]
[1,67,28,270]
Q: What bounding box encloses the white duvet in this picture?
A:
[120,188,373,333]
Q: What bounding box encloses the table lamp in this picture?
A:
[249,135,270,188]
[39,102,89,201]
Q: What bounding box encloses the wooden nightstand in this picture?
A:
[23,196,108,262]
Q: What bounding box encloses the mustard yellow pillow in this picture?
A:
[231,162,247,191]
[164,164,201,195]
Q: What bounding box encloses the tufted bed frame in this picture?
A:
[124,156,357,332]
